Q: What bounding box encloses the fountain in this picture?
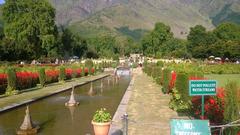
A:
[65,86,79,106]
[17,106,39,135]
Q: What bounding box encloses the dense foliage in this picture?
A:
[93,108,111,123]
[187,23,240,59]
[141,22,240,59]
[0,0,141,61]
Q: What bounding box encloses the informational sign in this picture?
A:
[170,119,211,135]
[189,80,217,96]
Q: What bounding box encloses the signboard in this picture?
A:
[189,80,217,96]
[170,119,211,135]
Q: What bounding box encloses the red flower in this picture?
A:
[209,98,215,105]
[84,68,89,73]
[0,73,7,85]
[217,87,224,99]
[91,68,95,74]
[169,71,177,91]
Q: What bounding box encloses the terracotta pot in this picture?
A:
[92,120,111,135]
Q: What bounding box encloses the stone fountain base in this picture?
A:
[17,126,40,135]
[65,102,79,107]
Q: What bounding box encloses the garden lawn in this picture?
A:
[205,74,240,87]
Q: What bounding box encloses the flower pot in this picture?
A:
[92,120,111,135]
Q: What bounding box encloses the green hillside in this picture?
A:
[68,1,214,39]
[0,0,240,40]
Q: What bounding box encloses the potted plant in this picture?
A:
[92,108,112,135]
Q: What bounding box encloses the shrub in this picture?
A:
[16,71,38,90]
[90,67,95,75]
[191,87,224,124]
[85,59,94,69]
[162,68,171,94]
[45,70,59,84]
[175,72,190,102]
[156,61,164,67]
[97,64,104,72]
[169,88,190,112]
[84,67,89,76]
[65,68,73,80]
[59,67,66,82]
[223,82,240,134]
[111,62,118,68]
[0,73,7,94]
[75,68,82,78]
[38,68,46,87]
[6,68,17,95]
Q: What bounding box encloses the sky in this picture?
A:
[0,0,4,4]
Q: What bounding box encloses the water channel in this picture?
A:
[0,75,131,135]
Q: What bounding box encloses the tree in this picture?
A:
[72,36,88,58]
[141,22,173,57]
[187,25,217,58]
[3,0,58,58]
[161,38,189,58]
[213,22,240,41]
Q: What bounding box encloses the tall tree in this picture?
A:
[141,22,173,57]
[3,0,58,58]
[187,25,216,58]
[213,22,240,41]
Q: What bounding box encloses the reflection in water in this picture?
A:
[67,106,76,123]
[88,82,95,96]
[0,76,131,135]
[108,77,110,85]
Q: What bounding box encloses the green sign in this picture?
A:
[170,119,211,135]
[189,80,217,96]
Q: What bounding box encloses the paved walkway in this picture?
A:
[127,68,179,135]
[0,73,109,113]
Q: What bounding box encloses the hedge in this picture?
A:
[162,68,171,94]
[38,68,46,87]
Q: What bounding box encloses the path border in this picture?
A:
[109,76,135,135]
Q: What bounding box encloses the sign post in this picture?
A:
[171,119,211,135]
[189,80,217,118]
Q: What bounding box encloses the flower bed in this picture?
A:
[65,68,73,80]
[0,73,7,94]
[75,68,82,78]
[45,70,59,84]
[84,68,89,76]
[16,71,39,90]
[0,63,105,96]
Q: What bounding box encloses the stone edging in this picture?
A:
[0,74,110,114]
[109,76,135,135]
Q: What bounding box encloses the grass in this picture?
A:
[205,74,240,87]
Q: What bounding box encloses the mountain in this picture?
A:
[1,0,240,40]
[48,0,240,39]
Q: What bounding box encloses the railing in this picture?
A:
[113,113,240,135]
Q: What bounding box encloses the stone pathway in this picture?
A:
[0,73,109,113]
[127,68,179,135]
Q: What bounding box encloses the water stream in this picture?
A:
[0,76,131,135]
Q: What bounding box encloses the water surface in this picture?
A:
[0,76,130,135]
